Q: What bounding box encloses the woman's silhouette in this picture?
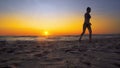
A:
[79,7,92,42]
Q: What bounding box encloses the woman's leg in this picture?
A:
[88,25,92,42]
[79,24,86,41]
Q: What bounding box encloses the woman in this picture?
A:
[79,7,92,42]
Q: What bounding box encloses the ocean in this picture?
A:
[0,34,119,42]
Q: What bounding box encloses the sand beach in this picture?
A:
[0,35,120,68]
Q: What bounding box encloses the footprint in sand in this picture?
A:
[1,64,17,68]
[44,58,63,62]
[113,63,120,68]
[34,51,50,57]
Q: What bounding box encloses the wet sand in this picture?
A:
[0,37,120,68]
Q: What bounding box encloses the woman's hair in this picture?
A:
[87,7,91,11]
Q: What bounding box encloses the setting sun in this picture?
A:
[44,31,49,36]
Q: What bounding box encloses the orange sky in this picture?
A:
[0,0,120,36]
[0,13,119,36]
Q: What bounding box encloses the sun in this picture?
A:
[44,31,49,36]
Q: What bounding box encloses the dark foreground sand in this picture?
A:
[0,37,120,68]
